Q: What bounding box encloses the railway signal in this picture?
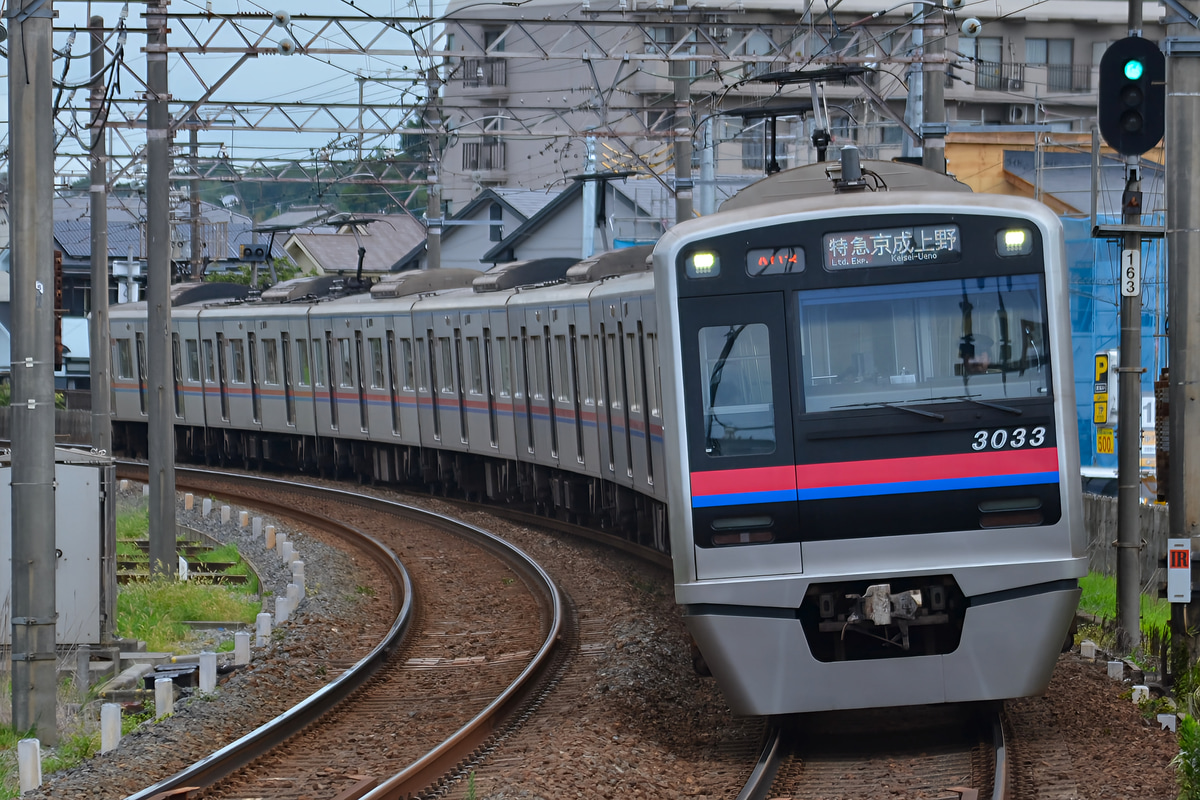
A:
[1098,37,1165,156]
[240,243,269,262]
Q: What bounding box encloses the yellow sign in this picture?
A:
[1097,427,1115,455]
[1094,353,1110,386]
[1094,398,1108,424]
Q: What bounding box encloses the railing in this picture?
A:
[462,139,506,172]
[975,60,1025,91]
[1047,63,1092,93]
[461,57,506,88]
[974,60,1091,93]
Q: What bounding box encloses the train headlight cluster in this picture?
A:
[997,228,1033,256]
[685,251,720,278]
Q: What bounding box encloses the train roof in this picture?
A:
[721,159,970,212]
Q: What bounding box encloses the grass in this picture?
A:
[1078,571,1172,633]
[0,503,266,795]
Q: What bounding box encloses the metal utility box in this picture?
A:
[0,448,117,645]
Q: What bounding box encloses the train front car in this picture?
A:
[654,191,1086,716]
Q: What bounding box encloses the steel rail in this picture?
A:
[116,465,564,800]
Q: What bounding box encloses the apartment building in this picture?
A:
[432,0,1165,211]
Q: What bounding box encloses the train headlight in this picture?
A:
[686,251,720,278]
[997,228,1033,256]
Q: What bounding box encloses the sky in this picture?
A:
[2,0,453,185]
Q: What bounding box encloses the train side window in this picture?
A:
[202,340,216,383]
[467,337,483,395]
[605,333,622,411]
[625,331,642,414]
[116,340,133,379]
[311,338,325,387]
[297,340,311,387]
[339,338,354,388]
[645,332,660,417]
[497,336,512,397]
[555,335,571,403]
[171,334,184,417]
[230,339,247,384]
[185,339,201,382]
[401,338,416,391]
[698,323,776,456]
[416,338,429,391]
[579,335,594,405]
[369,337,385,389]
[530,335,546,400]
[439,337,455,393]
[263,338,279,385]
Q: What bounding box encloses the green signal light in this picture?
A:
[1124,59,1145,80]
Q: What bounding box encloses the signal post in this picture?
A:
[1095,33,1165,653]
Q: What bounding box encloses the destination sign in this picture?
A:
[823,224,961,269]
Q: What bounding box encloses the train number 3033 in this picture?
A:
[971,426,1047,451]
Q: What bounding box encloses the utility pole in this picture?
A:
[189,118,203,280]
[90,15,113,454]
[921,1,946,174]
[8,0,60,744]
[671,15,693,225]
[1165,0,1200,661]
[146,0,177,578]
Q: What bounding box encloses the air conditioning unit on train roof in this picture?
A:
[370,268,482,299]
[565,244,653,284]
[472,257,579,293]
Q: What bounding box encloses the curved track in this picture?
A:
[117,466,564,800]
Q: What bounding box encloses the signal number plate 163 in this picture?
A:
[972,426,1047,450]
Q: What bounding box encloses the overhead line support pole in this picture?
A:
[91,15,113,454]
[146,0,177,579]
[8,0,60,744]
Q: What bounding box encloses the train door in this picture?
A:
[247,332,261,424]
[355,331,369,432]
[522,307,558,466]
[597,313,632,488]
[135,331,148,414]
[548,303,581,469]
[214,332,229,421]
[574,310,603,479]
[678,292,800,579]
[363,321,391,438]
[488,313,518,460]
[280,332,296,427]
[640,302,667,503]
[391,314,420,446]
[461,309,493,454]
[412,310,439,448]
[429,310,466,450]
[171,333,185,418]
[620,300,652,490]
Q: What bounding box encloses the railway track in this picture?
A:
[738,704,1006,800]
[115,466,565,800]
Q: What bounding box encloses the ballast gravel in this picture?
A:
[21,484,1183,800]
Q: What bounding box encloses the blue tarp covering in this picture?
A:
[1063,214,1166,473]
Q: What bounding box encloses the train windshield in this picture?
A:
[799,274,1049,414]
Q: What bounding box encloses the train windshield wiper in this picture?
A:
[830,400,945,420]
[959,395,1023,415]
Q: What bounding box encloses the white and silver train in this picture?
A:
[111,161,1086,716]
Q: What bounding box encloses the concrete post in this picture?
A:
[90,15,113,454]
[8,0,60,744]
[146,0,177,579]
